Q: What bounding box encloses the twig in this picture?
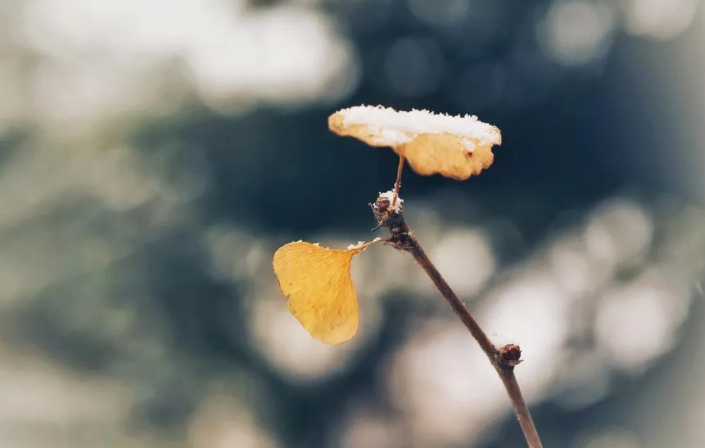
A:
[373,201,543,448]
[391,155,405,209]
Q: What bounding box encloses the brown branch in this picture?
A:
[374,201,543,448]
[391,154,405,209]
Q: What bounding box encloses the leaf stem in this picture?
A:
[391,155,405,209]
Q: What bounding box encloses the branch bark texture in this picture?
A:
[374,198,543,448]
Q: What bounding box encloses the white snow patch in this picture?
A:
[347,238,381,251]
[347,241,366,250]
[379,190,403,213]
[336,105,500,148]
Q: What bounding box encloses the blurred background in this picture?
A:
[1,0,704,447]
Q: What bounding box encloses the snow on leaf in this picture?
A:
[329,105,501,180]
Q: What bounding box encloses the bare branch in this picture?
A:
[372,197,543,448]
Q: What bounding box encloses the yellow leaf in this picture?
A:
[329,105,501,180]
[272,241,373,345]
[400,133,495,181]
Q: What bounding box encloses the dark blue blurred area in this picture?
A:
[133,0,705,236]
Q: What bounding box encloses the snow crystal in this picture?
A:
[346,238,382,251]
[379,189,403,213]
[336,105,501,148]
[347,241,367,250]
